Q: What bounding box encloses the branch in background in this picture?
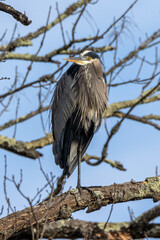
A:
[0,36,99,52]
[101,80,160,162]
[0,176,160,239]
[0,131,125,173]
[113,111,160,131]
[79,0,138,54]
[105,29,160,76]
[0,105,51,131]
[104,92,160,118]
[1,88,160,159]
[44,174,66,201]
[0,0,93,52]
[45,46,115,58]
[0,130,125,173]
[0,3,31,26]
[1,78,160,128]
[143,114,160,120]
[0,52,60,64]
[0,73,56,100]
[0,40,32,51]
[0,135,42,159]
[11,219,160,239]
[29,133,53,149]
[82,153,126,171]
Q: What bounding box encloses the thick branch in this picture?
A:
[0,176,160,239]
[16,222,160,239]
[0,52,60,64]
[9,219,160,239]
[0,3,31,26]
[0,135,42,159]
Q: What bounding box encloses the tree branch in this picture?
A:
[0,105,51,131]
[113,111,160,131]
[10,220,160,239]
[0,52,60,64]
[0,176,160,239]
[0,3,31,26]
[0,0,93,52]
[106,29,160,76]
[82,153,126,171]
[105,92,160,118]
[1,88,160,159]
[0,135,42,159]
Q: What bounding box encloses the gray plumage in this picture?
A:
[52,51,107,179]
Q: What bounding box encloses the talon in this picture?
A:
[77,186,95,196]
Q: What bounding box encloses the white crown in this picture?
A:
[80,50,92,57]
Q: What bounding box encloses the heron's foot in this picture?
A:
[77,185,95,197]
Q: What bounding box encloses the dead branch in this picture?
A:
[0,3,31,26]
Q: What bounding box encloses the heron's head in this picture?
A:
[64,50,101,66]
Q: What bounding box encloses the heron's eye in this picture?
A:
[87,56,92,60]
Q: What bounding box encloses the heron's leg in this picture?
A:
[77,139,95,196]
[77,140,82,193]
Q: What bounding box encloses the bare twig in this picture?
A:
[22,6,52,86]
[101,80,160,160]
[56,2,66,45]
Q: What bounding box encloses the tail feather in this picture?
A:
[54,108,99,177]
[67,124,94,177]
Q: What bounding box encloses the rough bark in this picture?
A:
[0,3,31,26]
[9,220,160,240]
[0,135,42,159]
[0,176,160,239]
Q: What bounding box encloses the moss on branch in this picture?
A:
[0,176,160,239]
[0,135,42,159]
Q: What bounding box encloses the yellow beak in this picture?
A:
[63,57,90,65]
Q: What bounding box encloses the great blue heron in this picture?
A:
[51,50,107,191]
